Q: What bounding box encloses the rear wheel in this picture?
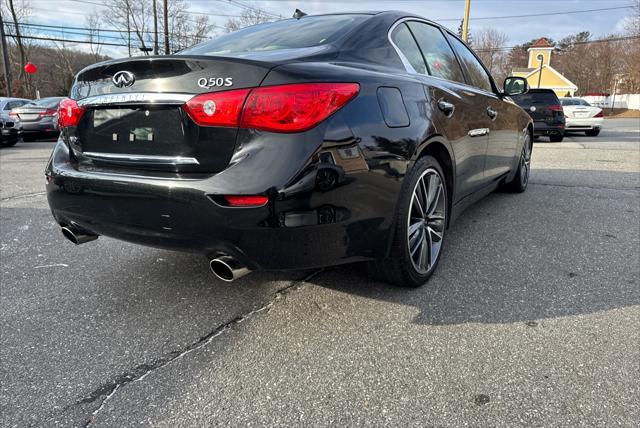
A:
[503,132,531,193]
[549,134,564,142]
[368,156,447,287]
[585,129,600,136]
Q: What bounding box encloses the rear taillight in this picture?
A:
[8,112,18,119]
[549,104,563,112]
[183,83,359,133]
[40,108,57,117]
[58,98,85,128]
[223,195,269,207]
[183,89,251,127]
[241,83,359,133]
[594,110,604,118]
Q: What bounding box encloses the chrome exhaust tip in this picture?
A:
[61,226,98,245]
[209,256,250,282]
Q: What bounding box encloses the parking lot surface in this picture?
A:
[1,118,639,427]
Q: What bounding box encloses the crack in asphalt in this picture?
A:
[76,269,323,428]
[0,191,47,202]
[529,182,639,191]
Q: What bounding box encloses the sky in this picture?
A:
[21,0,637,58]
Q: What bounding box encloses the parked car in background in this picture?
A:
[47,11,534,288]
[1,115,23,147]
[559,97,603,136]
[511,89,565,142]
[11,97,64,141]
[0,97,28,147]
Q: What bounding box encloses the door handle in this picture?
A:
[437,99,455,116]
[486,106,498,120]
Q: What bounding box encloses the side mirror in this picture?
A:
[503,76,529,96]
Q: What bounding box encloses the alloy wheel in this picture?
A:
[520,135,532,187]
[407,168,446,274]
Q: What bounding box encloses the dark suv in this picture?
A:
[511,89,565,142]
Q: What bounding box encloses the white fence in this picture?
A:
[582,94,640,110]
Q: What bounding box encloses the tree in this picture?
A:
[457,19,472,46]
[3,0,32,96]
[473,28,508,81]
[224,9,274,33]
[85,12,103,61]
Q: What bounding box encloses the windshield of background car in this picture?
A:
[26,98,63,108]
[179,14,369,56]
[512,91,559,105]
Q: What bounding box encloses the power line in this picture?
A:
[6,31,637,53]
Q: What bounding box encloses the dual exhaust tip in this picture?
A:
[60,226,250,282]
[209,255,251,282]
[61,226,98,245]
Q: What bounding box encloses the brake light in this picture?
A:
[549,104,563,112]
[183,89,251,127]
[224,195,269,207]
[241,83,359,133]
[8,112,18,119]
[594,110,604,118]
[40,108,57,117]
[57,98,85,128]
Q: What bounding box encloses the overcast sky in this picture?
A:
[25,0,635,57]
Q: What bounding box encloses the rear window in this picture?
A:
[561,98,591,106]
[179,15,369,56]
[26,98,63,108]
[512,91,559,105]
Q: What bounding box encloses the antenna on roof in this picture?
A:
[293,9,307,19]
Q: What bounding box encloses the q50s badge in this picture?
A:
[197,77,233,89]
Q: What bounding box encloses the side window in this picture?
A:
[406,22,465,84]
[447,35,494,93]
[390,24,427,75]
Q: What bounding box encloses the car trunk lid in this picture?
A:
[66,56,275,173]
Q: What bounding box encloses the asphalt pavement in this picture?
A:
[1,118,639,427]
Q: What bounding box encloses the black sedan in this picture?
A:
[12,97,64,141]
[46,11,533,287]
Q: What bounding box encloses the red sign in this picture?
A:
[24,62,38,74]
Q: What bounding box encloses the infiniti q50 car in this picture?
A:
[46,11,533,287]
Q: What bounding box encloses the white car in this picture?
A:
[559,97,604,136]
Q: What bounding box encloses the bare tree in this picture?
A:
[3,0,32,95]
[105,0,152,57]
[474,28,508,81]
[85,12,103,61]
[224,9,274,33]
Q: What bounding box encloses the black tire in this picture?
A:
[502,131,532,193]
[549,134,564,142]
[585,129,600,137]
[367,155,448,287]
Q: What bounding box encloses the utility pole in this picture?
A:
[152,0,159,55]
[0,8,12,96]
[163,0,169,55]
[462,0,471,42]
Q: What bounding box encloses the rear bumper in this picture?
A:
[532,121,565,136]
[22,119,59,135]
[1,127,21,142]
[45,139,396,270]
[565,117,603,131]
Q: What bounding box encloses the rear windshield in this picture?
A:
[26,98,63,108]
[560,98,591,106]
[512,91,559,105]
[179,14,368,56]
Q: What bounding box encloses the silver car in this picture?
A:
[0,97,29,147]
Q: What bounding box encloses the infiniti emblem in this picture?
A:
[112,71,135,88]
